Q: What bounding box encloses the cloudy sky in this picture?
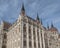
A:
[0,0,60,32]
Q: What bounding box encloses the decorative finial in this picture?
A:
[20,3,25,16]
[47,22,49,29]
[51,22,54,28]
[21,3,25,11]
[36,13,40,21]
[41,18,43,25]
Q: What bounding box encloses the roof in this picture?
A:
[47,23,58,32]
[48,26,58,32]
[3,21,12,30]
[27,16,36,22]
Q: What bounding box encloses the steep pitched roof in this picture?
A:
[21,3,25,11]
[48,26,58,32]
[3,21,12,30]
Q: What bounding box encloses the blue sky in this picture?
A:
[0,0,60,32]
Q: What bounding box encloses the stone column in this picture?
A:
[26,23,29,48]
[35,27,38,48]
[31,25,34,48]
[42,30,45,48]
[38,28,41,48]
[39,29,42,48]
[19,22,21,48]
[21,21,23,48]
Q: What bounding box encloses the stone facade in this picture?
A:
[6,4,45,48]
[7,14,45,48]
[0,21,11,48]
[0,21,4,48]
[0,4,60,48]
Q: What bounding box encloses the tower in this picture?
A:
[20,3,25,16]
[36,13,40,23]
[36,13,43,25]
[40,18,43,25]
[51,22,54,28]
[47,23,49,30]
[36,13,40,21]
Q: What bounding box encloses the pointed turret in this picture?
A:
[41,18,43,25]
[36,13,43,24]
[21,3,25,11]
[51,22,54,28]
[47,23,49,29]
[48,22,58,32]
[36,13,40,21]
[20,3,25,16]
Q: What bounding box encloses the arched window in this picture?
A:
[4,33,7,39]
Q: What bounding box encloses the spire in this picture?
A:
[51,22,54,28]
[21,3,25,11]
[41,18,43,25]
[36,13,40,21]
[20,3,25,16]
[47,22,49,29]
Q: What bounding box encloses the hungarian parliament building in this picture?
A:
[0,4,60,48]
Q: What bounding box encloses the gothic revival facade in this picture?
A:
[0,4,60,48]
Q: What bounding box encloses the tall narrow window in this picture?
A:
[23,23,26,32]
[44,33,48,48]
[29,25,31,40]
[37,29,39,41]
[29,41,32,48]
[4,33,7,39]
[2,45,6,48]
[33,27,35,35]
[41,32,43,48]
[33,27,36,42]
[29,26,31,34]
[38,43,40,48]
[23,40,26,47]
[34,42,36,48]
[37,29,40,48]
[23,23,27,39]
